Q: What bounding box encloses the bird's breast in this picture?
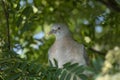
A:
[48,38,86,68]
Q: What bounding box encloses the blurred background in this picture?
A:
[0,0,120,80]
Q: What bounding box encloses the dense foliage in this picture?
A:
[0,0,120,80]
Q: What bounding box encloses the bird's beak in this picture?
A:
[48,30,56,35]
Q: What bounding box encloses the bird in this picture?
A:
[48,23,89,68]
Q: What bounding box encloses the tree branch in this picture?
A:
[1,0,11,50]
[88,47,106,56]
[97,0,120,12]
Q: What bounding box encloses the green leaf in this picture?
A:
[21,22,33,33]
[47,72,52,80]
[54,69,62,79]
[66,63,79,70]
[13,62,20,70]
[63,62,71,68]
[78,74,87,80]
[53,59,58,67]
[7,73,21,80]
[73,76,77,80]
[28,63,35,71]
[22,6,33,17]
[60,70,67,80]
[49,60,54,67]
[35,64,41,73]
[66,73,71,80]
[16,16,23,27]
[74,66,84,74]
[20,62,27,71]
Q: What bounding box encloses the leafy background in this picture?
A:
[0,0,120,80]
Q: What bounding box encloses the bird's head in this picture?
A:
[49,23,71,39]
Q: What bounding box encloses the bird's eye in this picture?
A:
[58,27,61,30]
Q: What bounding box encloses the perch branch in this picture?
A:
[88,47,106,56]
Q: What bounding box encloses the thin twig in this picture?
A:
[88,47,106,56]
[1,0,11,50]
